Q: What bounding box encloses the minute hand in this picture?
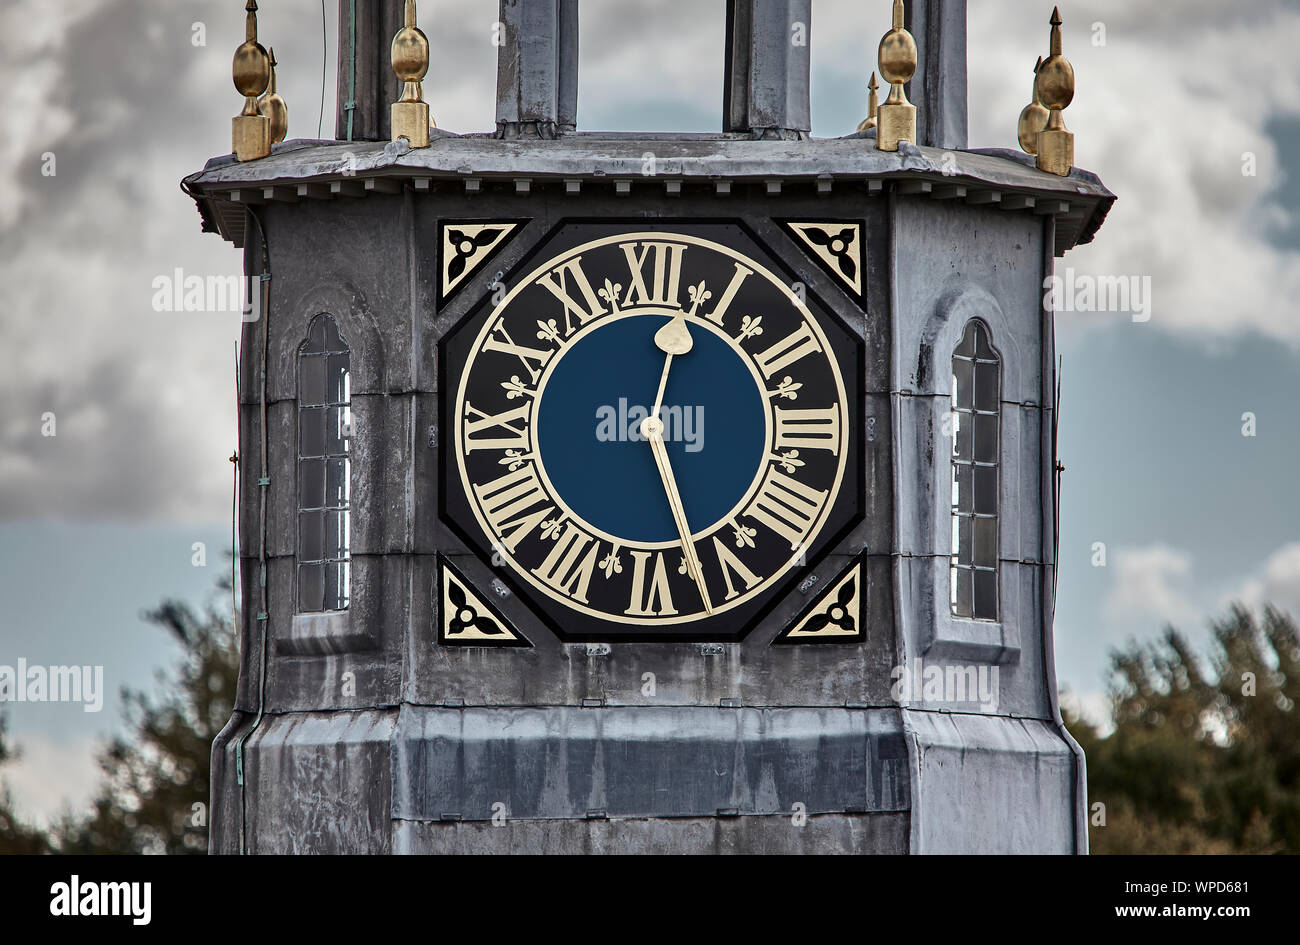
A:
[644,418,714,615]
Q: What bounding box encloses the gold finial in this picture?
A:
[258,47,288,145]
[1035,6,1075,175]
[232,0,271,162]
[875,0,917,152]
[391,0,432,149]
[857,72,880,133]
[1017,57,1048,154]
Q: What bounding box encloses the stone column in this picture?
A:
[724,0,812,139]
[336,0,405,141]
[904,0,968,150]
[495,0,579,138]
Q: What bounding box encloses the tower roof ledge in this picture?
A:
[184,132,1113,255]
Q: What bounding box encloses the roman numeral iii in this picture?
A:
[745,468,828,549]
[773,405,842,454]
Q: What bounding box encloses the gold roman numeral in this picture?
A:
[472,464,554,552]
[745,468,828,549]
[753,322,822,379]
[702,262,753,327]
[482,318,555,383]
[773,405,842,454]
[463,401,530,452]
[624,551,678,616]
[620,241,686,309]
[711,537,762,601]
[536,256,607,335]
[531,523,601,604]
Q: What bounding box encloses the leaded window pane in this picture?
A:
[973,517,998,569]
[299,407,326,459]
[973,465,998,515]
[973,413,999,464]
[299,356,326,407]
[298,563,324,613]
[953,410,972,461]
[299,458,325,511]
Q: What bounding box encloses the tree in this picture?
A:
[53,585,240,854]
[1069,605,1300,854]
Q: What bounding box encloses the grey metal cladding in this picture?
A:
[392,705,909,822]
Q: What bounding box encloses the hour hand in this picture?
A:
[641,416,713,615]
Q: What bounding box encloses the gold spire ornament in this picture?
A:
[1035,7,1075,176]
[231,0,272,162]
[875,0,918,152]
[1017,57,1049,154]
[857,72,880,133]
[258,47,288,145]
[391,0,432,148]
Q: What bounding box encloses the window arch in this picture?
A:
[297,314,352,613]
[950,319,999,620]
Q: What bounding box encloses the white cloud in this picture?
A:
[1231,542,1300,619]
[0,0,104,228]
[1100,542,1300,646]
[969,0,1300,345]
[1060,687,1113,735]
[1103,545,1200,625]
[2,732,101,829]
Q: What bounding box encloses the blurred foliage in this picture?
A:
[1067,605,1300,854]
[0,568,239,855]
[0,715,53,854]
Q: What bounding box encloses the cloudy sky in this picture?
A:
[1,0,1298,824]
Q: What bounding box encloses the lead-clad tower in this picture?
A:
[187,0,1112,854]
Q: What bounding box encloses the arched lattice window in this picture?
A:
[297,314,351,612]
[950,320,999,620]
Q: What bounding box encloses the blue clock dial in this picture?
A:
[536,314,767,544]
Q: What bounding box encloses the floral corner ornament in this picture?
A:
[774,553,866,645]
[778,220,866,305]
[437,220,526,304]
[438,555,530,647]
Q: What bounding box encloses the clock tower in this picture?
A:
[188,0,1113,854]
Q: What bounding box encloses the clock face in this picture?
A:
[443,223,862,640]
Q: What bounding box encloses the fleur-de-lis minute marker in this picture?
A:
[770,376,802,400]
[685,280,712,318]
[731,521,757,549]
[599,547,623,579]
[500,449,531,471]
[536,319,561,344]
[775,450,804,473]
[598,279,623,313]
[501,375,534,399]
[737,315,764,342]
